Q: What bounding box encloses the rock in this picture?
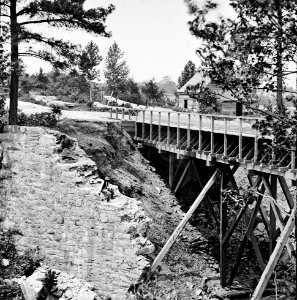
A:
[76,286,96,300]
[26,267,47,297]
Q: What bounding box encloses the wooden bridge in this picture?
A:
[110,108,296,299]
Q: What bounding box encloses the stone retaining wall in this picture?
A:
[0,126,152,300]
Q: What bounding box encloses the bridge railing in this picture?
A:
[109,107,296,173]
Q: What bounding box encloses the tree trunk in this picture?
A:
[276,0,284,112]
[89,80,92,103]
[9,0,19,125]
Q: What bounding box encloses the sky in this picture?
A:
[23,0,235,83]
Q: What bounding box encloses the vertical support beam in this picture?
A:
[122,107,124,120]
[211,116,214,153]
[167,112,171,145]
[169,153,174,188]
[142,110,145,140]
[254,131,258,163]
[199,115,202,151]
[270,175,277,253]
[116,107,118,119]
[177,113,180,147]
[128,109,131,121]
[239,118,243,160]
[150,110,153,141]
[134,111,138,139]
[158,111,161,143]
[220,170,228,287]
[224,117,227,157]
[187,113,191,149]
[110,107,112,119]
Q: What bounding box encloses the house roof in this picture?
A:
[178,70,211,94]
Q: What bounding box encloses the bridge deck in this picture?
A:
[110,108,297,181]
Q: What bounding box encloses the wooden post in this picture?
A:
[254,131,258,163]
[224,117,227,157]
[220,170,228,287]
[239,118,243,160]
[134,110,138,139]
[251,203,296,300]
[211,116,214,153]
[199,115,202,151]
[187,113,191,149]
[158,111,161,143]
[174,160,191,193]
[167,112,171,145]
[169,153,174,188]
[150,110,153,141]
[122,107,125,120]
[177,113,180,147]
[270,175,277,253]
[142,110,145,140]
[116,107,118,119]
[128,109,131,120]
[110,107,112,119]
[150,169,220,273]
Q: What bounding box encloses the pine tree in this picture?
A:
[177,60,196,88]
[79,41,102,102]
[104,42,129,99]
[0,0,114,124]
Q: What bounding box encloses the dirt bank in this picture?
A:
[56,119,227,299]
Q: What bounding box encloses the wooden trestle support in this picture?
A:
[111,108,296,299]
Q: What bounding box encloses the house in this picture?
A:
[177,69,249,115]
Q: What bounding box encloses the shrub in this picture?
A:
[17,112,59,128]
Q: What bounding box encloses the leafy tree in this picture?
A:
[104,41,129,98]
[0,0,115,124]
[79,41,102,102]
[158,76,177,94]
[119,78,144,105]
[177,60,196,88]
[37,68,49,84]
[184,0,297,112]
[141,79,164,107]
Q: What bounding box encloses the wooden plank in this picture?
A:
[251,203,296,300]
[174,160,191,193]
[150,169,220,273]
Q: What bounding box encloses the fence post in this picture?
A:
[134,110,138,139]
[110,107,112,119]
[187,113,191,149]
[142,110,145,140]
[177,113,180,147]
[116,107,118,119]
[150,110,153,141]
[167,112,171,145]
[158,111,161,143]
[224,117,227,157]
[199,115,202,151]
[239,118,243,160]
[211,116,214,153]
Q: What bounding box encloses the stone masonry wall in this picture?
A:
[0,126,153,300]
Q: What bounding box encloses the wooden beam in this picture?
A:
[191,160,220,228]
[270,175,277,252]
[220,171,228,287]
[251,203,296,300]
[169,153,174,189]
[278,176,294,209]
[167,112,171,145]
[150,169,221,273]
[174,160,191,193]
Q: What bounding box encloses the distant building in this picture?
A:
[177,69,253,115]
